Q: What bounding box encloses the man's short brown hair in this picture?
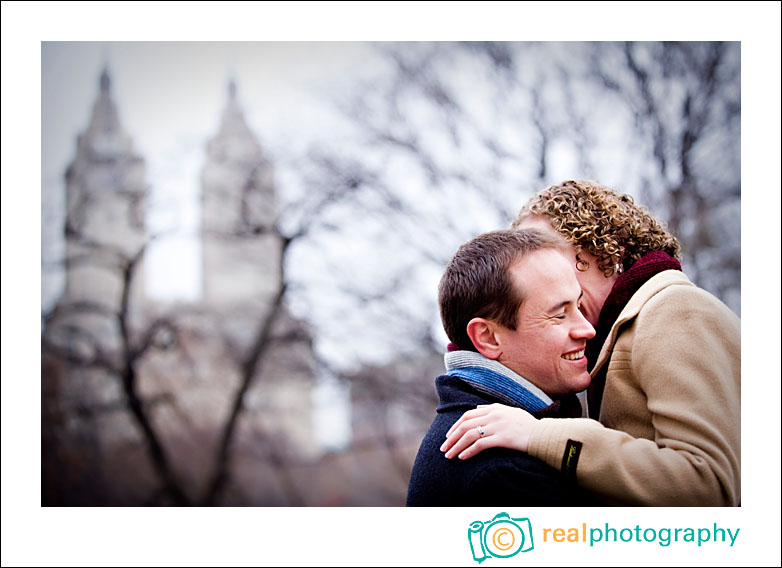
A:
[439,228,568,351]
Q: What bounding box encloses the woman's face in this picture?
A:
[515,214,618,327]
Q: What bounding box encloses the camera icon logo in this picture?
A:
[468,512,534,563]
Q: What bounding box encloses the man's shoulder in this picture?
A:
[407,417,602,506]
[407,386,603,507]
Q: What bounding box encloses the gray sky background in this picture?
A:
[40,40,636,372]
[3,2,781,567]
[41,41,377,304]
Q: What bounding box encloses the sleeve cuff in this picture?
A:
[528,418,602,471]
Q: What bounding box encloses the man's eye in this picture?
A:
[555,314,567,320]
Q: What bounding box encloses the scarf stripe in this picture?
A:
[444,350,552,412]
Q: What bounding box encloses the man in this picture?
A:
[406,229,601,506]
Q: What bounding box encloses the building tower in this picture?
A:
[42,68,152,505]
[59,66,148,349]
[200,78,279,313]
[198,79,319,464]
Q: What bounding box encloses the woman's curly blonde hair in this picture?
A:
[510,180,682,276]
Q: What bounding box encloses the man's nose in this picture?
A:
[573,309,596,340]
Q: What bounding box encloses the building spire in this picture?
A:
[78,66,133,158]
[210,76,257,147]
[100,66,111,93]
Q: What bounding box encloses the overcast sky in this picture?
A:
[42,41,379,305]
[40,39,642,371]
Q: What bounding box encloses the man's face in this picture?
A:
[515,214,618,327]
[495,248,596,396]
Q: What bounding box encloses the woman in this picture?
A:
[440,180,741,506]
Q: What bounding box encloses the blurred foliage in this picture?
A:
[285,41,740,375]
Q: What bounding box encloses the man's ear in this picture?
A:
[466,317,502,360]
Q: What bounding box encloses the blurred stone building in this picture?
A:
[42,69,319,505]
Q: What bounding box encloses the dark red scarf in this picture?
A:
[585,251,682,419]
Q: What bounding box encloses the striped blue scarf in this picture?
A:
[444,350,552,413]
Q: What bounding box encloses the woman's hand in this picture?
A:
[440,403,538,459]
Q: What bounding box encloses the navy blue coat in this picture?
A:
[406,375,603,506]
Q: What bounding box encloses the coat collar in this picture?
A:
[591,270,694,376]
